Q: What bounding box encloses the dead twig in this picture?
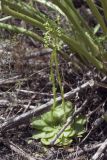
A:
[25,48,52,59]
[79,117,103,145]
[16,89,55,97]
[23,94,36,112]
[80,99,106,145]
[0,76,28,85]
[67,142,104,159]
[91,138,107,160]
[2,140,36,160]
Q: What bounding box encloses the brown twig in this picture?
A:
[0,76,29,85]
[2,140,36,160]
[67,142,104,159]
[79,117,103,145]
[80,99,106,145]
[91,138,107,160]
[25,48,52,59]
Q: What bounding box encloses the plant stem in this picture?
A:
[2,5,44,30]
[0,22,43,42]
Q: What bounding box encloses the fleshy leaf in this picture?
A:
[63,130,71,137]
[68,129,76,137]
[41,138,50,145]
[31,119,47,130]
[42,126,55,132]
[45,132,56,139]
[72,122,86,136]
[41,135,60,145]
[59,135,73,146]
[75,116,86,125]
[31,101,86,146]
[42,111,55,125]
[52,107,65,123]
[32,132,46,139]
[64,102,74,118]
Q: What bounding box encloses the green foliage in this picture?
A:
[1,0,107,73]
[31,101,86,146]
